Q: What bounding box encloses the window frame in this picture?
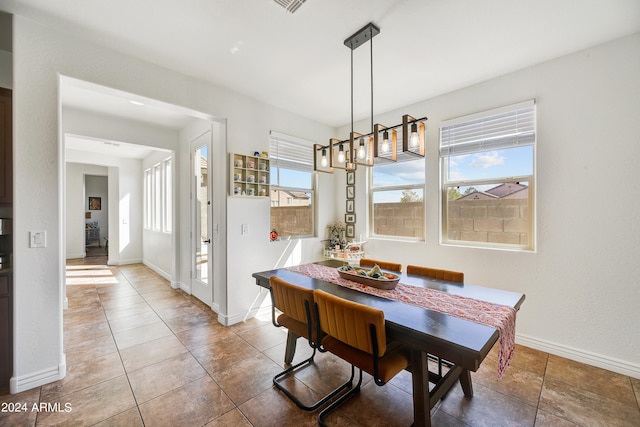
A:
[368,157,426,242]
[162,157,173,233]
[439,100,536,251]
[144,156,174,234]
[152,163,162,231]
[144,168,152,229]
[269,131,317,240]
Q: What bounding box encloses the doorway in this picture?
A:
[191,130,213,305]
[84,174,108,257]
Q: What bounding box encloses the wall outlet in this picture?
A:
[241,224,248,235]
[30,231,47,248]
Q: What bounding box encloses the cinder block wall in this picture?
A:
[271,206,313,237]
[447,199,529,245]
[370,199,528,244]
[373,201,424,238]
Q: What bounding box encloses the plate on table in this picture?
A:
[337,265,400,290]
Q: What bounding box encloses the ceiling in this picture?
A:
[3,0,640,130]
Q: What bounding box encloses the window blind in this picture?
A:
[269,131,314,172]
[440,100,535,156]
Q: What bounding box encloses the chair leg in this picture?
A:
[317,366,362,426]
[284,331,299,365]
[274,349,356,412]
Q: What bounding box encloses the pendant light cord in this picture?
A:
[351,44,354,136]
[370,26,374,134]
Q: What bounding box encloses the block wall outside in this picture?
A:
[271,206,313,237]
[447,198,529,245]
[372,201,424,238]
[370,199,528,244]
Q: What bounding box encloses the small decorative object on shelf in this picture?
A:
[327,220,345,248]
[323,240,366,264]
[270,229,279,241]
[230,153,270,197]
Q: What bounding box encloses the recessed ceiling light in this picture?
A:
[129,100,144,106]
[229,40,244,55]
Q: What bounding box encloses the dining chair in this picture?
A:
[359,258,402,272]
[269,276,352,411]
[406,264,464,283]
[406,264,464,379]
[313,289,411,426]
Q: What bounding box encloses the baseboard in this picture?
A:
[175,280,191,293]
[142,260,173,282]
[108,258,142,266]
[65,253,84,259]
[516,333,640,379]
[221,304,271,327]
[10,358,67,394]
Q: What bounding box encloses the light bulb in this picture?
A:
[357,139,366,159]
[409,123,419,148]
[320,148,328,167]
[381,131,389,153]
[337,144,345,163]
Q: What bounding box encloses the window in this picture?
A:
[440,100,536,250]
[144,168,152,229]
[144,156,173,233]
[270,131,315,239]
[163,158,172,233]
[370,158,426,239]
[153,164,162,230]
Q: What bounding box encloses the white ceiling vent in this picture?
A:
[274,0,307,13]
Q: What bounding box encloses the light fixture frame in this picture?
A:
[350,131,374,167]
[329,138,356,171]
[401,114,427,157]
[373,123,397,163]
[313,143,334,173]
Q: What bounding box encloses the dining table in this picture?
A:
[252,260,525,427]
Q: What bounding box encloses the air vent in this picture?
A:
[274,0,306,13]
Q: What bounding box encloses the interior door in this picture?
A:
[191,132,213,305]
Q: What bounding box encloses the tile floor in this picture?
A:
[1,256,639,426]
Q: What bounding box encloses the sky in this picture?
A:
[373,145,533,202]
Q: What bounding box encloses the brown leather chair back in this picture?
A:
[406,265,464,283]
[359,258,402,273]
[314,289,387,356]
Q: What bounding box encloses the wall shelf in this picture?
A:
[230,153,270,198]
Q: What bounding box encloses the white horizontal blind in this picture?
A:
[440,100,535,156]
[269,131,314,172]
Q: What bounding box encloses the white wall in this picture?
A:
[341,33,640,378]
[10,15,336,393]
[63,107,179,151]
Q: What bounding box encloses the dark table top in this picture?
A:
[252,260,525,372]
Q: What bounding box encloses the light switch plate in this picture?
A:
[30,231,47,248]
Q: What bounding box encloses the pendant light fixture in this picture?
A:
[313,22,427,172]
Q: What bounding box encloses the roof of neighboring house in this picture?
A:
[457,183,528,200]
[485,183,528,198]
[286,191,310,200]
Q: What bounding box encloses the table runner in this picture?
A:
[285,263,516,378]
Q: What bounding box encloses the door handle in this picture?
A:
[203,238,211,244]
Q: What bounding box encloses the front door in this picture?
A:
[191,132,212,305]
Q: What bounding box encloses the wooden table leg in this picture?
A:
[411,349,431,427]
[459,368,473,397]
[284,331,299,365]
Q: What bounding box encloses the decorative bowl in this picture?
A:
[337,265,400,290]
